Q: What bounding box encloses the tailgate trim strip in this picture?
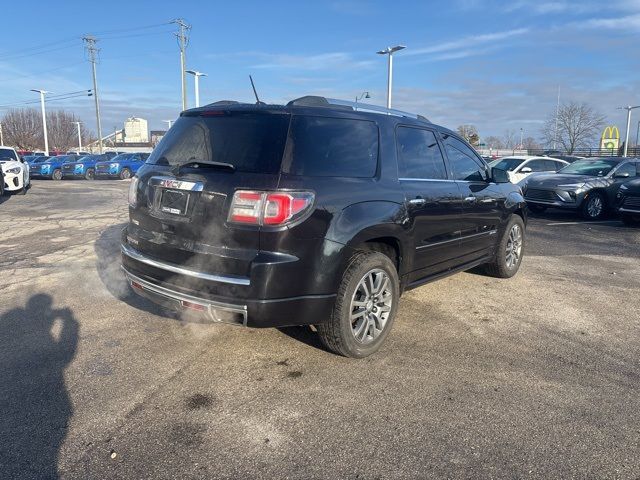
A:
[121,243,250,286]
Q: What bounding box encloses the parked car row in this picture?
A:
[30,152,149,180]
[520,156,640,223]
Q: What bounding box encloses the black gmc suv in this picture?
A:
[121,96,526,358]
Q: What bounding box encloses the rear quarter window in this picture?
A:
[284,116,379,178]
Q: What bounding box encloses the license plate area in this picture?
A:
[160,189,190,216]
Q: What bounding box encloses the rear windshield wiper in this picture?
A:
[171,160,235,175]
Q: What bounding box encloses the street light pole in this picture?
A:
[376,45,406,109]
[186,70,207,108]
[0,123,3,146]
[31,89,49,155]
[520,128,524,149]
[618,105,640,157]
[72,121,82,151]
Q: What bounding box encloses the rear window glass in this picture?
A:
[147,113,290,174]
[285,116,378,177]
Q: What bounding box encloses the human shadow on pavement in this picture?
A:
[0,294,79,480]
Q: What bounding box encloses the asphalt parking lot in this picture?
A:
[1,180,639,479]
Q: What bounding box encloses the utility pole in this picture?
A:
[0,123,3,146]
[30,89,49,155]
[72,121,82,151]
[172,19,191,111]
[83,36,103,154]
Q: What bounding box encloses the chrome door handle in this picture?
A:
[408,198,426,206]
[464,196,477,203]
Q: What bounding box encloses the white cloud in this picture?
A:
[577,13,640,31]
[405,28,529,57]
[251,52,375,71]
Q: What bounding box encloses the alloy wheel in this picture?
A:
[349,268,393,344]
[587,195,603,218]
[505,224,523,269]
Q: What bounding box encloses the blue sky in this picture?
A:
[1,0,639,144]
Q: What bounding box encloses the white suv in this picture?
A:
[0,147,30,195]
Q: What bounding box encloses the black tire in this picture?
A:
[527,204,547,214]
[484,215,525,278]
[580,192,605,220]
[85,168,95,180]
[317,250,400,358]
[120,168,131,180]
[622,213,640,226]
[52,169,63,181]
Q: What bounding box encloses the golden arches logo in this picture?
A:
[601,125,620,150]
[601,126,620,140]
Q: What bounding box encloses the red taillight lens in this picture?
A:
[228,190,314,226]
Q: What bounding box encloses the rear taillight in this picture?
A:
[228,190,314,226]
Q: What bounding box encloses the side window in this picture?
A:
[286,116,379,177]
[396,127,447,180]
[546,160,563,171]
[615,162,638,177]
[526,160,548,172]
[442,134,486,182]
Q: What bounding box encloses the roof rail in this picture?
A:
[286,95,430,122]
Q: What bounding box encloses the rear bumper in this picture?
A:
[121,244,336,328]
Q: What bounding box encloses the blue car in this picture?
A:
[26,155,50,166]
[33,155,81,180]
[94,152,149,179]
[62,154,109,180]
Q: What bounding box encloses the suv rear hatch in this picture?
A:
[125,108,291,296]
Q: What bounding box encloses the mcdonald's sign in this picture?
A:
[600,125,620,150]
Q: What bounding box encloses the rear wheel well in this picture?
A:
[513,208,526,223]
[355,237,401,272]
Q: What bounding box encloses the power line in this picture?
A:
[0,95,92,110]
[0,90,92,108]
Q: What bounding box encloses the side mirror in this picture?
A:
[491,167,511,184]
[19,156,25,163]
[614,172,630,179]
[520,166,532,173]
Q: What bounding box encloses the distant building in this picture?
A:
[124,117,149,143]
[87,116,156,153]
[150,130,167,147]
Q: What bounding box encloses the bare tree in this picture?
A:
[503,129,517,149]
[541,101,605,153]
[0,108,93,151]
[522,136,540,150]
[1,108,42,150]
[456,124,480,146]
[484,136,504,149]
[46,111,91,151]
